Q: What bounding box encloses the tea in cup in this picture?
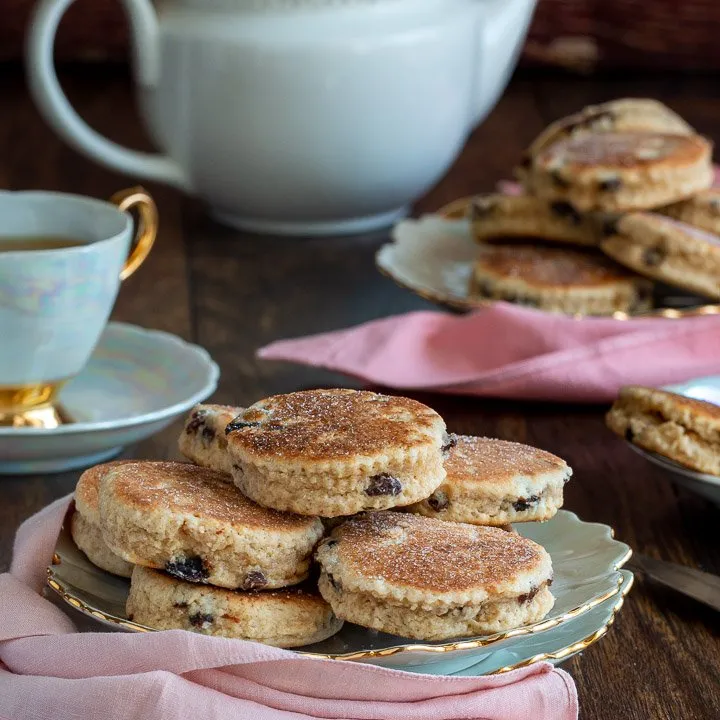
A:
[0,187,157,428]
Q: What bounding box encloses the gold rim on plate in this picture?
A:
[46,566,633,673]
[492,572,633,674]
[303,554,630,660]
[379,196,720,320]
[45,541,632,663]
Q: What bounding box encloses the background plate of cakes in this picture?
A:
[377,98,720,318]
[47,389,631,674]
[606,377,720,507]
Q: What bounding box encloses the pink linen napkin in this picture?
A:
[258,304,720,403]
[0,497,577,720]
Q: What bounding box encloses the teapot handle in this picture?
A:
[471,0,537,128]
[26,0,188,189]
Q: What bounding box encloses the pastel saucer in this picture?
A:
[0,323,219,474]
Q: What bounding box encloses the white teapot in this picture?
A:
[27,0,536,235]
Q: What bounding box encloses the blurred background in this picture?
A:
[3,0,720,72]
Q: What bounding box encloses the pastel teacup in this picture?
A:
[0,187,157,427]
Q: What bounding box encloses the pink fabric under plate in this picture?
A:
[0,497,577,720]
[258,172,720,403]
[258,304,720,403]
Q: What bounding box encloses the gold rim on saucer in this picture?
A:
[433,196,720,320]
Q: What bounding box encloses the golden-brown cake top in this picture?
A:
[537,132,710,173]
[103,461,317,530]
[321,512,550,595]
[445,436,570,488]
[475,245,636,289]
[74,460,138,522]
[527,99,693,159]
[226,389,445,460]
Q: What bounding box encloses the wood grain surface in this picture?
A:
[1,63,719,718]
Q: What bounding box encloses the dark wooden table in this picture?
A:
[1,63,719,718]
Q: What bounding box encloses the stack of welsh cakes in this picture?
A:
[70,389,572,645]
[469,98,719,315]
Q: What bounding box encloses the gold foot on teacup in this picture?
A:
[0,403,73,429]
[0,382,73,428]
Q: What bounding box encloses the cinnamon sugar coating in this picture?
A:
[405,436,570,525]
[227,389,447,517]
[74,460,138,524]
[104,461,312,531]
[530,132,713,212]
[99,461,324,589]
[475,245,636,289]
[444,436,570,486]
[72,460,139,577]
[540,133,708,172]
[228,389,444,461]
[522,99,694,167]
[316,512,554,639]
[316,512,552,607]
[471,245,652,315]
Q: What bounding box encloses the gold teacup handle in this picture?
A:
[110,186,158,281]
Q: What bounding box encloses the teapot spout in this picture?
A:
[471,0,537,128]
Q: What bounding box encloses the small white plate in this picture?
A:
[47,509,631,673]
[625,376,720,507]
[0,323,219,474]
[377,216,480,312]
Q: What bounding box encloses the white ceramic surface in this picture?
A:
[0,323,219,474]
[47,509,631,672]
[0,191,134,385]
[624,376,720,507]
[377,215,486,310]
[27,0,537,235]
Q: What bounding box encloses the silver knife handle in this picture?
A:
[633,554,720,613]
